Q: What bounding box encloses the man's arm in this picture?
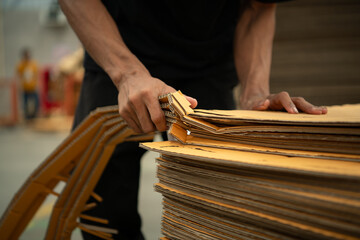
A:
[59,0,197,133]
[234,0,327,114]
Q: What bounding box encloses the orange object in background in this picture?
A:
[63,73,82,116]
[0,78,19,126]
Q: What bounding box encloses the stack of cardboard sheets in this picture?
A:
[141,91,360,240]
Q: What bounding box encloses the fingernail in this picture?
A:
[321,106,328,114]
[315,106,326,113]
[293,106,299,113]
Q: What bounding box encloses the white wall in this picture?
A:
[2,6,80,78]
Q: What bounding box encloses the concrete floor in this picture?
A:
[0,125,162,239]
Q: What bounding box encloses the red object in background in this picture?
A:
[40,67,61,115]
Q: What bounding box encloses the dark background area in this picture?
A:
[271,0,360,106]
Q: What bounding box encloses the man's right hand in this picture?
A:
[115,71,197,133]
[58,0,197,133]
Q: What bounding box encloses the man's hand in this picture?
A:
[240,91,327,114]
[234,2,327,115]
[58,0,198,133]
[116,72,197,133]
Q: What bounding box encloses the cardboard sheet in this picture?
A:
[190,104,360,126]
[160,92,360,156]
[141,141,360,178]
[144,91,360,240]
[0,105,153,240]
[155,183,358,240]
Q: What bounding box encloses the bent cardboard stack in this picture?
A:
[0,106,153,240]
[141,91,360,240]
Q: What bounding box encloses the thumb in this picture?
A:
[185,95,198,109]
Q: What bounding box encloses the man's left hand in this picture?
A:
[240,91,327,114]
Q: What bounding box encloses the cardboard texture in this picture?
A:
[0,106,153,239]
[140,91,360,240]
[1,91,359,239]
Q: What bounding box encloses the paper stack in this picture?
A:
[141,91,360,239]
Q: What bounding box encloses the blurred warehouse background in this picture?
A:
[0,0,359,239]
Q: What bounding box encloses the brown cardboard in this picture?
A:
[47,119,127,238]
[155,183,357,239]
[141,141,360,178]
[0,104,150,239]
[190,104,360,126]
[1,91,359,239]
[0,106,120,239]
[141,92,360,239]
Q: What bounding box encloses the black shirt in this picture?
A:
[84,0,285,82]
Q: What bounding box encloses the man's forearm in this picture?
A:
[233,1,326,114]
[59,0,197,133]
[59,0,147,88]
[234,1,276,106]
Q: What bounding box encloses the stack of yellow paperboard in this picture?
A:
[141,92,360,240]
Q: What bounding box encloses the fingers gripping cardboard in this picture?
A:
[141,91,360,240]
